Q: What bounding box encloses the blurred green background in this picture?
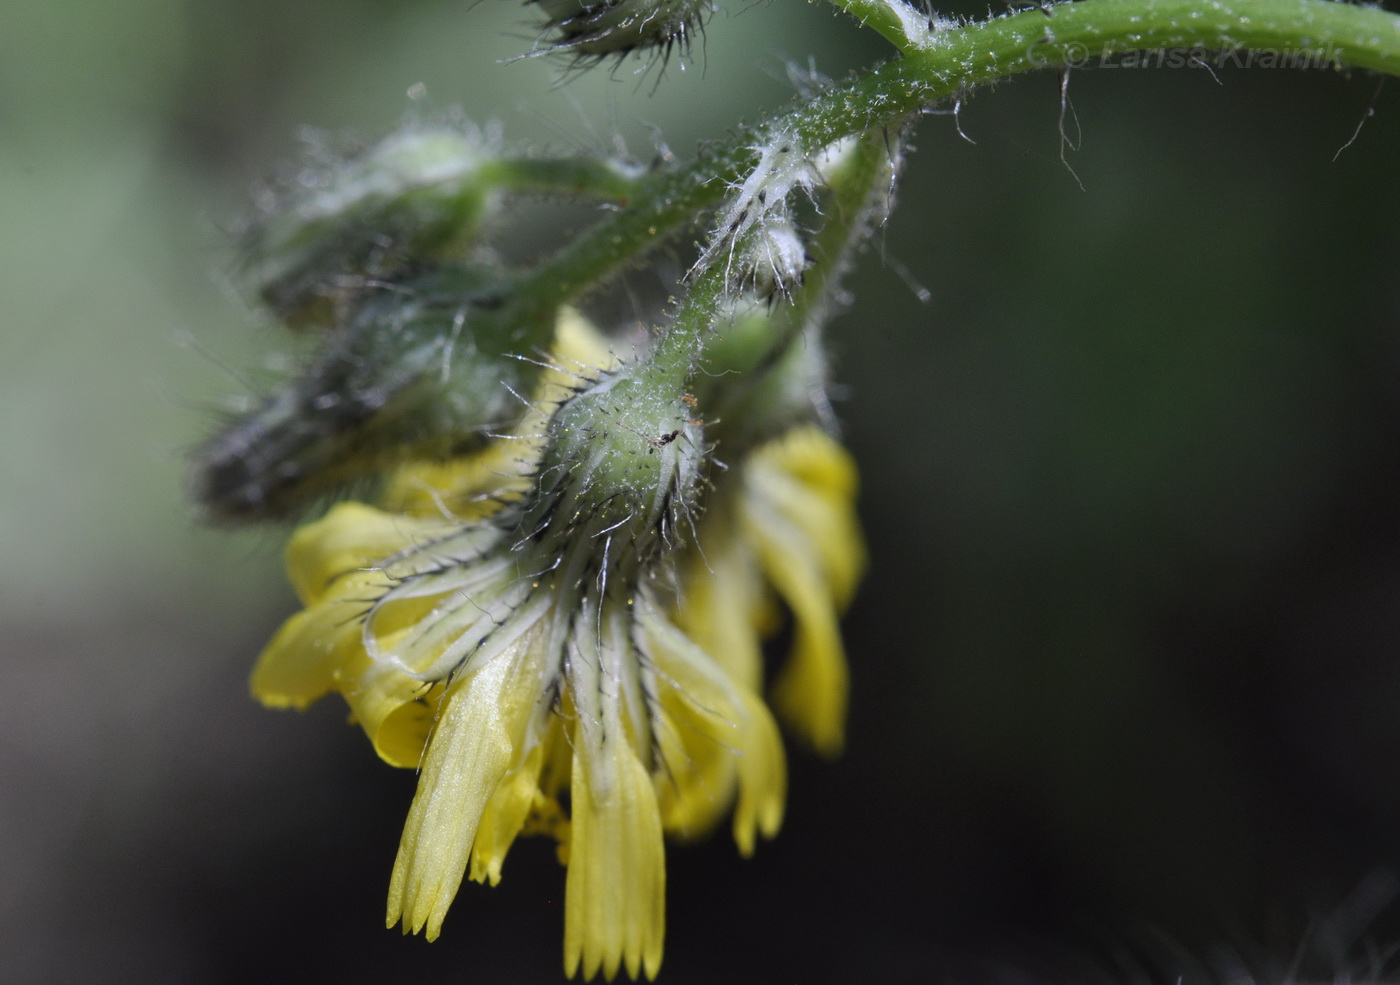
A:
[5,1,1400,982]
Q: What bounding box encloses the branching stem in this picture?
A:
[502,0,1400,345]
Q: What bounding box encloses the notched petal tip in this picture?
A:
[387,657,531,944]
[564,739,665,982]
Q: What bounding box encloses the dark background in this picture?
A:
[5,1,1400,982]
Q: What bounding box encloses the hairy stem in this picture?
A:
[504,0,1400,335]
[481,157,641,202]
[826,0,938,51]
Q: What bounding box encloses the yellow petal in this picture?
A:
[651,690,738,842]
[387,622,549,941]
[745,504,850,756]
[740,428,863,756]
[564,733,665,981]
[553,306,617,375]
[339,643,439,768]
[251,569,388,709]
[285,502,438,606]
[750,427,865,606]
[381,452,531,520]
[641,601,786,856]
[673,506,766,693]
[727,686,787,856]
[467,742,544,886]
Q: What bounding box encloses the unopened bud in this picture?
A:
[243,123,499,328]
[194,268,544,522]
[531,0,716,61]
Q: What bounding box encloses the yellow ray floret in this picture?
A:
[250,414,863,979]
[678,426,864,757]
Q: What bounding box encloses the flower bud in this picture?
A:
[243,122,500,328]
[531,0,715,61]
[194,268,546,522]
[532,357,704,559]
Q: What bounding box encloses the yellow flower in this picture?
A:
[676,426,864,758]
[255,493,788,978]
[250,313,863,978]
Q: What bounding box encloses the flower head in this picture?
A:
[251,315,867,978]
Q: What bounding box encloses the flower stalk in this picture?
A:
[508,0,1400,351]
[825,0,941,51]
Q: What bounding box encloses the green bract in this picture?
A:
[535,358,703,546]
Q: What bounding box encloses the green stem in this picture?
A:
[649,253,733,381]
[506,0,1400,333]
[825,0,933,51]
[642,132,895,386]
[479,157,641,203]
